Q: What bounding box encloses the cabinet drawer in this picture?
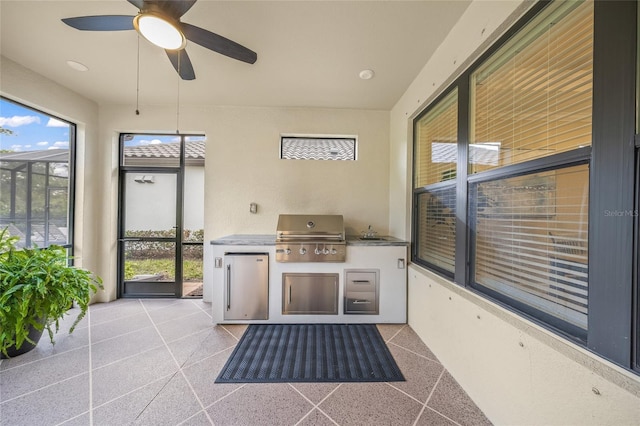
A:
[345,291,378,314]
[345,271,377,292]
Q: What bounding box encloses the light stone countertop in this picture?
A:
[210,234,409,246]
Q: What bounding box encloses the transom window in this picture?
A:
[280,136,357,161]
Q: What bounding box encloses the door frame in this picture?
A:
[117,168,184,297]
[117,132,190,298]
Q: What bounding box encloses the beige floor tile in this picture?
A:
[388,344,445,403]
[0,299,490,426]
[319,382,423,425]
[291,382,341,404]
[207,383,313,425]
[388,325,440,362]
[297,408,339,426]
[427,371,492,426]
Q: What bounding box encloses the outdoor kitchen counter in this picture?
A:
[345,235,409,246]
[210,234,408,324]
[210,234,276,245]
[210,234,408,246]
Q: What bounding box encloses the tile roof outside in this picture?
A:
[123,141,205,159]
[281,138,355,161]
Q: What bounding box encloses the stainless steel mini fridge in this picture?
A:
[224,253,269,320]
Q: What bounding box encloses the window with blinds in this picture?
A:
[414,89,458,187]
[470,163,589,333]
[414,89,458,273]
[470,0,593,174]
[416,186,456,274]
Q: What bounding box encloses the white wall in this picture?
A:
[409,267,640,425]
[184,166,204,231]
[123,166,203,231]
[203,106,390,238]
[2,53,391,303]
[389,0,640,424]
[99,104,390,302]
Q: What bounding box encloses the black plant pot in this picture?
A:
[1,320,46,359]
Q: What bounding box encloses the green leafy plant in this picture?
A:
[0,227,103,357]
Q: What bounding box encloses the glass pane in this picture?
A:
[414,89,458,187]
[124,241,175,282]
[47,187,69,245]
[124,173,176,236]
[31,172,46,220]
[471,164,589,333]
[183,136,204,242]
[280,136,356,160]
[416,185,456,273]
[185,135,206,167]
[0,98,72,248]
[122,134,182,167]
[182,244,203,297]
[470,1,593,173]
[183,135,204,298]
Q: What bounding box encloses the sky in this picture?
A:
[0,97,205,153]
[0,98,71,152]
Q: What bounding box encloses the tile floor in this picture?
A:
[0,299,491,426]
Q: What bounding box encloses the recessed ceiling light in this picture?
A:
[66,60,89,72]
[359,69,375,80]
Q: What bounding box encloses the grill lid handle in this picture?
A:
[277,233,344,240]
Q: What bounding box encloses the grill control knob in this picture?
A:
[323,248,329,255]
[331,248,337,255]
[285,248,291,255]
[315,248,322,255]
[299,247,307,255]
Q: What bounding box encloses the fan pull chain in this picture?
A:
[135,35,140,116]
[176,53,180,134]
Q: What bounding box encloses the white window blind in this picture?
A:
[470,0,593,174]
[415,89,458,187]
[417,186,456,273]
[471,164,589,331]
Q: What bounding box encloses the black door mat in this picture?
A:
[215,323,405,383]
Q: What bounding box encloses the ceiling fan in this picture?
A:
[62,0,257,80]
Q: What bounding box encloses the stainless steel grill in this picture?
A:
[275,214,346,262]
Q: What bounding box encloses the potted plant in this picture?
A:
[0,227,103,358]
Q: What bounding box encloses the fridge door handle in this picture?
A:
[226,264,231,310]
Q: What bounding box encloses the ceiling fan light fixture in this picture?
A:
[133,12,186,50]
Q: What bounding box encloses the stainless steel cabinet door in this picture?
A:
[282,273,338,315]
[224,253,268,320]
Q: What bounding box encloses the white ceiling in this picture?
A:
[0,0,472,110]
